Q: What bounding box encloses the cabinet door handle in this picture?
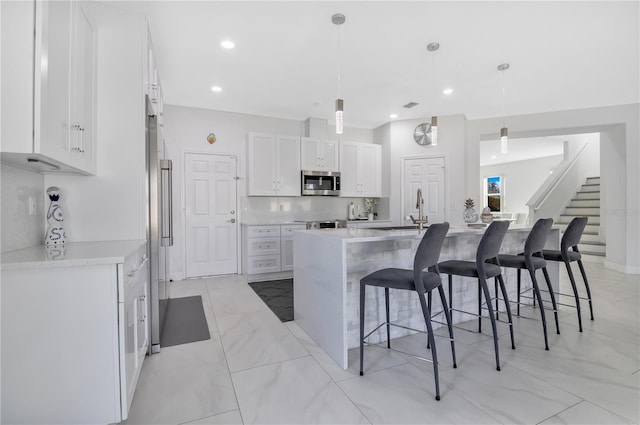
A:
[71,124,80,152]
[79,127,85,153]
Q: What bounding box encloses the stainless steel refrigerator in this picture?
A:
[146,96,173,354]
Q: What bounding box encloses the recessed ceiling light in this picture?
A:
[390,114,398,119]
[220,40,235,49]
[211,86,222,92]
[442,88,453,95]
[491,155,497,159]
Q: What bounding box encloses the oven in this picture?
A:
[295,220,347,230]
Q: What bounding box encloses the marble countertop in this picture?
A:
[242,219,392,226]
[241,221,307,226]
[297,224,537,242]
[1,240,147,271]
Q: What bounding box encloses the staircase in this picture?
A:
[557,177,605,262]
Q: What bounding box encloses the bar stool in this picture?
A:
[438,220,513,371]
[359,223,455,401]
[497,218,559,351]
[541,216,594,332]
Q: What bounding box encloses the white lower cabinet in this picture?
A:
[122,257,149,417]
[0,242,147,424]
[242,224,306,281]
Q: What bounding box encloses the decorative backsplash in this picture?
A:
[1,164,45,252]
[240,196,388,222]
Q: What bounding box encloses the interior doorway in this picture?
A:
[402,156,446,224]
[184,153,238,278]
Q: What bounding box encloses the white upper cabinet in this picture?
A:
[0,0,96,175]
[247,133,301,196]
[339,141,381,197]
[300,137,339,172]
[68,3,96,173]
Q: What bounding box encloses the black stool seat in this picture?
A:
[362,268,442,291]
[360,222,456,401]
[438,261,502,279]
[498,255,547,269]
[541,249,581,262]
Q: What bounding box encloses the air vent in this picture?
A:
[403,102,419,109]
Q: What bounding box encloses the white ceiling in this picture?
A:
[479,136,565,166]
[112,1,639,130]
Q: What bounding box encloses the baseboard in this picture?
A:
[604,259,640,275]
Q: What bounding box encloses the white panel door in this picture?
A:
[403,157,446,224]
[185,153,238,278]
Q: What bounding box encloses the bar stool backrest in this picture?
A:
[525,218,554,258]
[561,217,588,257]
[476,220,510,274]
[413,222,450,292]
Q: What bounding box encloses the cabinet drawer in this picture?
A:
[246,255,281,274]
[246,225,281,238]
[247,238,280,256]
[281,224,306,235]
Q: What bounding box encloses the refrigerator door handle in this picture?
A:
[160,159,174,246]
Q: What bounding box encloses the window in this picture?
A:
[485,175,503,212]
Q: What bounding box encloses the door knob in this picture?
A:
[230,210,235,214]
[228,218,236,223]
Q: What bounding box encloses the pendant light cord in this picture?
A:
[501,69,506,128]
[337,24,342,99]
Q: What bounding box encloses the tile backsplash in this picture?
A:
[240,196,388,223]
[1,164,45,252]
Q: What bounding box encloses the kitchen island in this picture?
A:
[293,225,560,369]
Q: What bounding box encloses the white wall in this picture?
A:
[528,135,600,225]
[466,103,640,274]
[383,114,467,227]
[481,154,563,215]
[162,104,376,279]
[0,165,45,252]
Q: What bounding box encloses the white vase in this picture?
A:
[463,207,479,223]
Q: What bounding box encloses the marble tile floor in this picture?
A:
[124,263,639,425]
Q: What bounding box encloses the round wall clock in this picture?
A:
[413,122,433,146]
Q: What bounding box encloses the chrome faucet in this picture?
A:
[409,188,428,230]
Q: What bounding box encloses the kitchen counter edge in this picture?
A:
[1,240,147,271]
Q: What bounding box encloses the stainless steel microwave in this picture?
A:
[301,170,341,196]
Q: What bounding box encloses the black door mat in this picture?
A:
[159,295,211,348]
[248,279,293,322]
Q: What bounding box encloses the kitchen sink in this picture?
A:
[374,225,423,230]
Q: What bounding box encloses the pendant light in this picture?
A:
[332,13,345,134]
[498,63,510,153]
[427,42,439,146]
